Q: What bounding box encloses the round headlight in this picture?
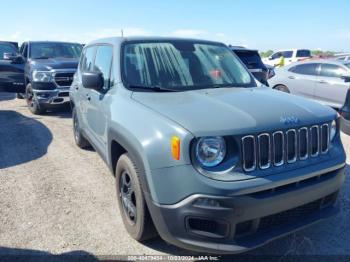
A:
[330,120,337,141]
[195,137,226,167]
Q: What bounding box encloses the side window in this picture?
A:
[81,46,96,72]
[94,45,113,90]
[319,64,346,78]
[296,50,311,57]
[271,52,281,59]
[282,51,293,58]
[289,63,319,75]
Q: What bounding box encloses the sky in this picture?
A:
[1,0,349,52]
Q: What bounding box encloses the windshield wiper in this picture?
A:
[128,84,178,92]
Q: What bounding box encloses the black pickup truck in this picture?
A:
[0,41,82,114]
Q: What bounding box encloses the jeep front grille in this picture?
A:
[241,123,330,172]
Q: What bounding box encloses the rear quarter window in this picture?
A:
[296,50,311,57]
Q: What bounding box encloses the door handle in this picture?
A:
[288,76,295,79]
[318,80,328,84]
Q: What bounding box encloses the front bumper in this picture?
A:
[147,164,345,254]
[33,88,70,106]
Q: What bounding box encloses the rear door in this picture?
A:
[286,63,319,99]
[0,42,25,93]
[315,63,349,108]
[85,44,113,151]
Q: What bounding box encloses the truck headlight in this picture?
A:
[195,137,226,167]
[32,71,54,82]
[330,119,337,141]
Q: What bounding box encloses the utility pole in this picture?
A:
[121,29,124,37]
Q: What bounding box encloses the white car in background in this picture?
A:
[334,53,350,61]
[263,49,311,66]
[269,60,350,109]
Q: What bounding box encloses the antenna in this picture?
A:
[121,29,124,37]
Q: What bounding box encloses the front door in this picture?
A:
[315,63,350,108]
[286,63,319,100]
[0,42,25,93]
[85,45,113,151]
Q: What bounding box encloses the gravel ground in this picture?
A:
[0,92,349,260]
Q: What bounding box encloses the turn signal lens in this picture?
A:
[171,136,180,160]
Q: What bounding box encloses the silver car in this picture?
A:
[269,60,350,109]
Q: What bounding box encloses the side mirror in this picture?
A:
[3,53,25,64]
[341,74,350,83]
[82,71,104,91]
[268,56,273,60]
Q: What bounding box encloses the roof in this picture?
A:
[229,45,258,52]
[283,59,350,69]
[86,36,225,46]
[25,40,82,45]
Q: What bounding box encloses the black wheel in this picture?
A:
[274,84,290,93]
[72,107,90,149]
[16,93,25,99]
[115,154,157,241]
[25,83,46,115]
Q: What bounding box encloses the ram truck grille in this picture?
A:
[54,72,74,87]
[242,123,330,172]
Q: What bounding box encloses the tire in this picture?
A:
[16,93,25,99]
[72,107,90,149]
[25,83,46,115]
[115,153,157,241]
[274,84,290,93]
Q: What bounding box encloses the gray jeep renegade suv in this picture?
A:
[70,37,346,254]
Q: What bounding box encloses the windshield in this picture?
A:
[122,41,255,91]
[30,42,82,59]
[0,43,17,59]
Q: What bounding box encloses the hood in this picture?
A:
[131,87,336,137]
[30,57,79,70]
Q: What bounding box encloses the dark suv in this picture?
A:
[230,46,271,86]
[17,41,82,114]
[0,41,25,94]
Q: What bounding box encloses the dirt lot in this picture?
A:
[0,92,349,259]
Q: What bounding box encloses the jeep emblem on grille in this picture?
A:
[280,116,300,125]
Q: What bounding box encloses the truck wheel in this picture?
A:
[274,84,290,93]
[25,84,46,115]
[115,153,157,241]
[72,107,90,149]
